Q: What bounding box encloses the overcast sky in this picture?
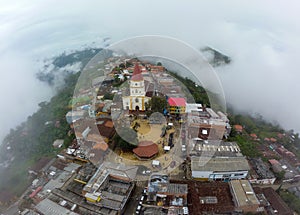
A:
[1,0,300,142]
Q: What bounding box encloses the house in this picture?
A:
[168,97,186,114]
[233,125,243,133]
[250,133,258,140]
[248,158,276,185]
[53,139,64,148]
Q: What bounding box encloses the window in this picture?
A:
[135,98,139,102]
[202,129,208,135]
[234,173,244,177]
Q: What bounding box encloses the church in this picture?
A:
[122,63,150,111]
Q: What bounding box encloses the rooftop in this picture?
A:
[133,142,158,158]
[191,156,250,172]
[131,63,143,81]
[175,180,235,214]
[229,180,259,207]
[168,97,186,107]
[35,198,79,215]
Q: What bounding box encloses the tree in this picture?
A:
[114,127,138,151]
[149,96,167,113]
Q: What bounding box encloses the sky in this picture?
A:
[0,0,300,142]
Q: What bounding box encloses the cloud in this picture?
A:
[1,0,300,142]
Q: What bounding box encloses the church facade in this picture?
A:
[122,63,150,111]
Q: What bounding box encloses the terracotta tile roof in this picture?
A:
[250,133,258,139]
[168,97,186,107]
[269,159,280,165]
[93,142,108,151]
[234,125,243,132]
[133,143,158,158]
[131,63,143,81]
[262,187,293,215]
[104,120,114,128]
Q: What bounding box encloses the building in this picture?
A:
[53,139,64,148]
[254,187,294,215]
[168,97,186,114]
[35,198,79,215]
[187,106,230,140]
[191,156,250,181]
[233,125,243,133]
[122,63,150,111]
[229,180,260,213]
[133,141,159,160]
[248,158,276,185]
[190,141,250,181]
[66,110,86,124]
[146,174,188,213]
[183,181,235,214]
[82,162,137,214]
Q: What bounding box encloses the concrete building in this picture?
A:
[146,174,188,213]
[187,107,230,140]
[168,97,186,114]
[82,162,137,214]
[229,180,260,213]
[248,158,276,185]
[190,141,250,181]
[35,198,79,215]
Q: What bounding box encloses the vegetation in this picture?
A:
[0,72,80,196]
[147,96,167,114]
[113,127,138,151]
[279,190,300,213]
[168,71,210,106]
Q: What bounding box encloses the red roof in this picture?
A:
[168,97,186,107]
[131,63,143,81]
[250,133,258,139]
[29,186,43,198]
[269,159,279,165]
[133,142,158,158]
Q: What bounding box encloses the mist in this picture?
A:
[1,0,300,142]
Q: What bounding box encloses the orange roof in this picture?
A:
[250,133,258,138]
[133,143,158,158]
[234,125,243,132]
[131,63,143,81]
[270,138,277,143]
[93,142,108,151]
[105,120,114,128]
